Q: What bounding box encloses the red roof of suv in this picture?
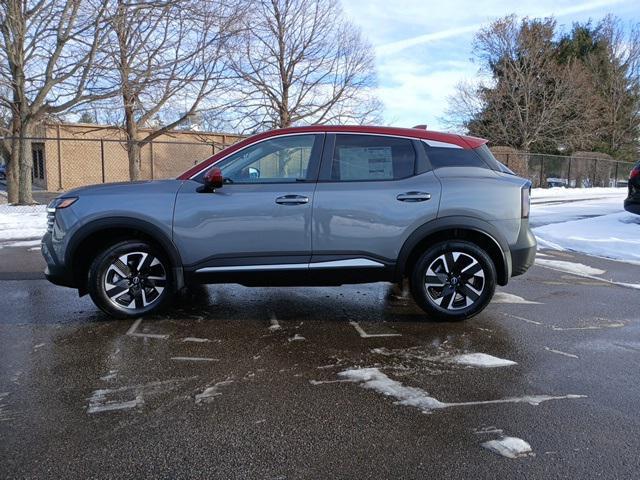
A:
[178,125,487,180]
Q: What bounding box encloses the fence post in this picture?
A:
[592,159,597,187]
[56,124,63,190]
[614,162,619,188]
[567,157,572,188]
[211,143,215,155]
[150,141,154,180]
[100,139,105,183]
[539,157,544,188]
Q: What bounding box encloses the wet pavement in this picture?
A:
[1,246,639,479]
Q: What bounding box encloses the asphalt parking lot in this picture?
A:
[1,245,639,479]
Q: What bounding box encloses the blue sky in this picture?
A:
[341,0,640,130]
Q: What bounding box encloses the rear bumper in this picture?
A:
[510,219,537,277]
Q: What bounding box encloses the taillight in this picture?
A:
[521,185,530,218]
[630,167,640,179]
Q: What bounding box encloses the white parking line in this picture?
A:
[182,337,212,343]
[171,357,218,362]
[503,312,625,331]
[544,347,579,359]
[126,318,169,339]
[349,321,402,338]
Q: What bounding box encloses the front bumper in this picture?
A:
[624,197,640,215]
[42,232,76,288]
[510,219,537,277]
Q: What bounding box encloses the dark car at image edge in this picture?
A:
[624,161,640,215]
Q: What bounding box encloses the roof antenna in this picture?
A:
[412,124,427,130]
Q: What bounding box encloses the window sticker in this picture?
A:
[338,146,393,180]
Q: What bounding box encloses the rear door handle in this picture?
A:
[396,192,431,202]
[275,195,309,205]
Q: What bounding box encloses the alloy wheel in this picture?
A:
[103,251,167,310]
[424,251,485,310]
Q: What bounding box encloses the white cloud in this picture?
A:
[342,0,638,129]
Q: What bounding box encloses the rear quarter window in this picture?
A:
[423,144,489,170]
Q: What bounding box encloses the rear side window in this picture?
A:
[423,143,489,170]
[330,135,415,181]
[475,144,514,174]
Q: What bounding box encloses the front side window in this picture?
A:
[330,135,415,181]
[218,135,316,183]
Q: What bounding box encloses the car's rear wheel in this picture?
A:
[410,240,496,321]
[88,240,173,319]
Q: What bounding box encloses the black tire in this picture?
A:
[88,240,174,319]
[410,240,496,321]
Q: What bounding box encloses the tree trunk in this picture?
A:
[128,140,141,181]
[123,99,141,181]
[6,136,20,204]
[17,125,33,204]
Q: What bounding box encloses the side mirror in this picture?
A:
[248,167,260,179]
[202,167,224,192]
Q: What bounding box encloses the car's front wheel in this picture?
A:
[88,240,173,319]
[410,240,496,321]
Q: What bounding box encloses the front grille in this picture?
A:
[46,208,55,233]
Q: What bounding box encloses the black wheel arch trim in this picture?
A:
[395,216,511,285]
[66,217,184,289]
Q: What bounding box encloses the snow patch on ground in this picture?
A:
[0,239,42,248]
[449,353,517,368]
[533,212,640,264]
[534,258,606,276]
[337,368,585,413]
[492,292,541,304]
[338,368,446,411]
[195,379,233,404]
[0,204,47,242]
[531,187,625,201]
[482,436,534,459]
[288,334,306,342]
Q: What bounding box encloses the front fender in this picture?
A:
[66,216,184,290]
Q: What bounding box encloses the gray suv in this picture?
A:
[42,125,536,321]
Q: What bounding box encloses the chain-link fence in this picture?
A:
[492,150,634,188]
[1,135,635,192]
[1,135,243,192]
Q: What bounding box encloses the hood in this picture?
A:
[60,179,184,198]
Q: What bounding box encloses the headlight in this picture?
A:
[46,197,78,233]
[47,197,78,210]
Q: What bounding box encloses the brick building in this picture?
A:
[27,123,244,191]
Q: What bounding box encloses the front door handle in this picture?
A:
[396,191,431,202]
[275,195,309,205]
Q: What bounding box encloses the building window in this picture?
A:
[32,143,45,180]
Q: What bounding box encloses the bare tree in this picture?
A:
[0,0,115,204]
[447,16,599,152]
[227,0,380,132]
[98,0,241,180]
[584,17,640,160]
